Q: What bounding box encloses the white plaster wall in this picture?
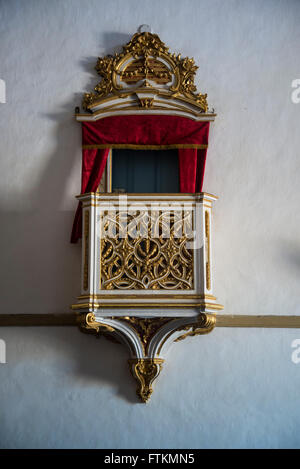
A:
[0,0,300,448]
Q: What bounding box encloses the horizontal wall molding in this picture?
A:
[0,314,300,328]
[0,314,78,327]
[216,315,300,328]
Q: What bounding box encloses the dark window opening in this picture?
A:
[112,149,179,193]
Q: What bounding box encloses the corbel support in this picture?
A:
[77,312,216,402]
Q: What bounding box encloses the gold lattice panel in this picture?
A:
[100,210,194,290]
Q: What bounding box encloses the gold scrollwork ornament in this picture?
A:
[128,358,164,403]
[82,31,208,113]
[80,312,115,336]
[174,313,216,342]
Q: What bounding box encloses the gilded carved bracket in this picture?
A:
[78,312,216,402]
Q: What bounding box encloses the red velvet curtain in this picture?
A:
[71,115,210,243]
[81,115,209,148]
[178,148,208,192]
[71,148,109,243]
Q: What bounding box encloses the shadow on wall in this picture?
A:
[3,325,139,404]
[78,32,131,102]
[283,241,300,272]
[0,32,133,313]
[0,31,140,402]
[0,99,82,316]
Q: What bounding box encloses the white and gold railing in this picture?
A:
[72,192,223,317]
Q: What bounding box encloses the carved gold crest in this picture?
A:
[80,31,210,119]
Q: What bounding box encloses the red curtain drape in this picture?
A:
[71,115,210,243]
[178,148,208,192]
[70,148,109,243]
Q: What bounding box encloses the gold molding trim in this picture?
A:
[128,358,164,403]
[82,202,197,207]
[77,90,212,113]
[82,144,208,150]
[70,302,224,310]
[78,294,217,300]
[78,191,217,198]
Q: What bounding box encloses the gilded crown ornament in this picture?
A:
[80,30,211,119]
